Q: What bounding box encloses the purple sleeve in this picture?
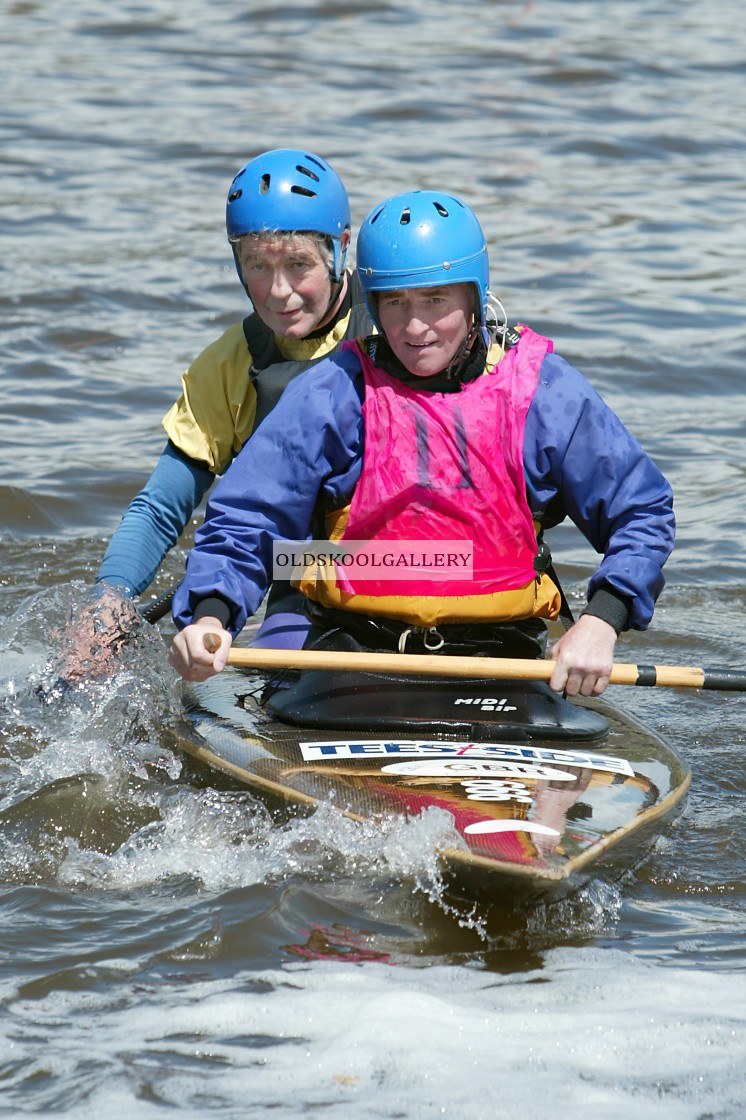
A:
[172,353,364,635]
[523,352,675,631]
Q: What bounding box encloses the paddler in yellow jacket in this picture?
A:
[94,148,371,651]
[170,190,675,697]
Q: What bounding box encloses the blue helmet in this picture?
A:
[356,191,489,332]
[226,149,351,284]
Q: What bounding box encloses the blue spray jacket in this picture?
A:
[172,341,675,637]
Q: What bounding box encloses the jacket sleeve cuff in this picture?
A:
[192,595,234,629]
[581,587,631,635]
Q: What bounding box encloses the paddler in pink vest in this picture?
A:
[170,190,675,697]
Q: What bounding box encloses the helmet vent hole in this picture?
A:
[399,208,411,225]
[297,163,321,183]
[302,155,326,174]
[259,174,271,194]
[228,189,242,202]
[290,185,317,198]
[434,202,449,217]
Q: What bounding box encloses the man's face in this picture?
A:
[239,237,334,339]
[377,283,475,378]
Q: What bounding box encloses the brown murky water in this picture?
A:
[2,1,746,1115]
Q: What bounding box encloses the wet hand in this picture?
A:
[49,586,142,684]
[548,616,617,697]
[168,619,233,681]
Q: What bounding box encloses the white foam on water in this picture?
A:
[57,795,464,901]
[4,948,745,1118]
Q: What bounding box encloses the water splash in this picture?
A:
[0,583,187,881]
[1,581,182,749]
[0,584,617,945]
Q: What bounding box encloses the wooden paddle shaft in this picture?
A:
[219,645,724,689]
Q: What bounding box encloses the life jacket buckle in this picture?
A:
[397,626,445,653]
[424,627,445,651]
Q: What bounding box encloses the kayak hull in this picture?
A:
[178,666,691,902]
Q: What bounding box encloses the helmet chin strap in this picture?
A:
[319,271,347,327]
[443,285,507,381]
[320,234,349,322]
[443,318,481,381]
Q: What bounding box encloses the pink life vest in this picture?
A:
[299,328,561,626]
